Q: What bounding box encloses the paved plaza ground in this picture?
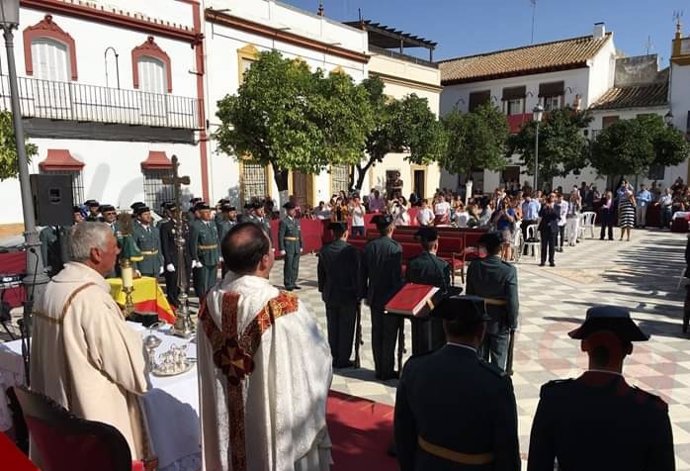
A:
[2,227,688,466]
[273,228,690,467]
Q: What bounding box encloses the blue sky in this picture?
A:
[282,0,687,62]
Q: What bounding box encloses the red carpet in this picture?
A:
[327,390,398,471]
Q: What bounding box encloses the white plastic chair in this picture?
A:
[579,211,597,240]
[523,224,540,261]
[511,227,524,263]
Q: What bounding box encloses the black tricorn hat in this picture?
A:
[568,305,649,342]
[197,203,211,211]
[99,204,115,213]
[130,202,146,211]
[328,221,347,232]
[373,214,394,229]
[72,205,82,213]
[283,201,296,210]
[415,226,438,242]
[221,204,236,212]
[430,295,491,322]
[134,205,150,215]
[84,199,100,207]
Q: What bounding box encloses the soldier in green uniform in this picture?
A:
[395,295,520,471]
[278,201,303,291]
[84,200,100,221]
[465,231,519,372]
[362,214,404,380]
[406,227,452,354]
[528,306,674,471]
[318,221,361,368]
[254,201,272,235]
[214,198,230,226]
[132,205,163,277]
[216,204,237,242]
[190,203,220,299]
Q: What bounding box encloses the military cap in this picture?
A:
[252,201,264,210]
[217,198,230,205]
[430,295,490,322]
[478,231,503,252]
[283,201,296,210]
[243,202,254,210]
[134,205,150,215]
[166,203,178,211]
[221,204,236,212]
[415,226,438,242]
[84,199,100,208]
[190,197,202,204]
[568,305,649,342]
[130,202,146,211]
[99,204,115,213]
[72,205,82,213]
[328,221,347,232]
[197,203,211,211]
[373,214,394,229]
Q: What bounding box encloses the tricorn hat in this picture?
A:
[130,202,146,211]
[283,201,296,210]
[84,199,100,208]
[134,205,150,216]
[415,226,438,242]
[430,295,491,323]
[99,204,115,213]
[197,203,211,211]
[221,204,236,212]
[568,305,649,342]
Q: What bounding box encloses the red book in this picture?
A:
[385,283,443,318]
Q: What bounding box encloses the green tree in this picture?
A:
[507,107,592,189]
[215,51,373,203]
[590,114,689,178]
[0,111,38,181]
[439,103,509,181]
[351,77,445,191]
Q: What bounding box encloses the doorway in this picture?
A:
[413,169,425,199]
[291,171,313,208]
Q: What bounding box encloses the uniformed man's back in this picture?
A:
[363,235,403,308]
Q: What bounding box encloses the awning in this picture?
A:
[539,81,565,97]
[469,90,491,111]
[502,86,526,101]
[38,149,84,171]
[141,151,173,170]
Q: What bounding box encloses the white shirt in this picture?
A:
[455,210,470,228]
[416,207,434,226]
[434,201,451,216]
[351,204,365,226]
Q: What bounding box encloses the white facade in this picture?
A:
[204,0,368,208]
[0,0,204,229]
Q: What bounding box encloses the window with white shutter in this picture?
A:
[137,56,166,93]
[31,38,69,81]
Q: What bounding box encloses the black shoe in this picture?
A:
[549,262,555,267]
[539,263,545,267]
[294,286,302,290]
[335,360,354,369]
[285,287,294,291]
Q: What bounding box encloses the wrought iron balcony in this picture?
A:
[0,75,202,130]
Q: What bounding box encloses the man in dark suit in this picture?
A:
[538,193,560,267]
[362,214,404,380]
[159,203,180,307]
[528,305,674,471]
[278,201,303,291]
[466,232,519,372]
[395,295,520,471]
[190,203,220,300]
[406,227,451,354]
[318,221,360,368]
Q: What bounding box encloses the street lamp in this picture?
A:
[532,104,544,191]
[0,0,48,347]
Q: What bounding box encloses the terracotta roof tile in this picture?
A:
[439,34,612,84]
[589,82,668,110]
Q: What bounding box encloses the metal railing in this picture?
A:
[369,45,438,68]
[0,75,202,130]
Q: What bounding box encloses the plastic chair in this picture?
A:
[12,386,151,471]
[579,211,597,240]
[523,224,540,261]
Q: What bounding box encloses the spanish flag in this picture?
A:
[107,276,176,324]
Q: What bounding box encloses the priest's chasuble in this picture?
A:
[197,273,333,471]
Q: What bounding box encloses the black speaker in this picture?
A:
[30,174,74,226]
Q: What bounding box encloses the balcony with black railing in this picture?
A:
[0,75,202,130]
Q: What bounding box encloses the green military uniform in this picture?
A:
[190,219,220,299]
[39,225,69,277]
[362,226,404,380]
[466,252,519,372]
[278,215,302,290]
[132,221,162,277]
[103,220,121,278]
[406,251,451,354]
[318,234,361,367]
[216,215,237,243]
[395,296,520,471]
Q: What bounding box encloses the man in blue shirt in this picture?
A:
[521,193,541,255]
[635,184,652,228]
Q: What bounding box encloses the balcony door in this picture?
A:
[137,57,167,124]
[31,38,71,118]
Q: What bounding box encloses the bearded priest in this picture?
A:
[197,222,333,471]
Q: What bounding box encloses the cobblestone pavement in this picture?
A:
[272,228,689,466]
[3,228,688,465]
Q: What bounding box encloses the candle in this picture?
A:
[121,264,133,289]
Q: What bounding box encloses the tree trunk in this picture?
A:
[271,162,290,209]
[354,159,376,191]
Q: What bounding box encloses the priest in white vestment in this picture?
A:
[31,222,149,460]
[197,222,333,471]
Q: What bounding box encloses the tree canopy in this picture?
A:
[439,103,509,180]
[507,107,592,188]
[215,50,373,198]
[351,76,445,190]
[590,114,689,178]
[0,110,38,181]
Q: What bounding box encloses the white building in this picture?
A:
[204,0,369,209]
[0,0,206,234]
[668,23,690,187]
[439,23,616,193]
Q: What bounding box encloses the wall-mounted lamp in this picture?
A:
[491,95,500,103]
[455,97,466,107]
[565,86,575,94]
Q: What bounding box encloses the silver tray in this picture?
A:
[151,360,195,377]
